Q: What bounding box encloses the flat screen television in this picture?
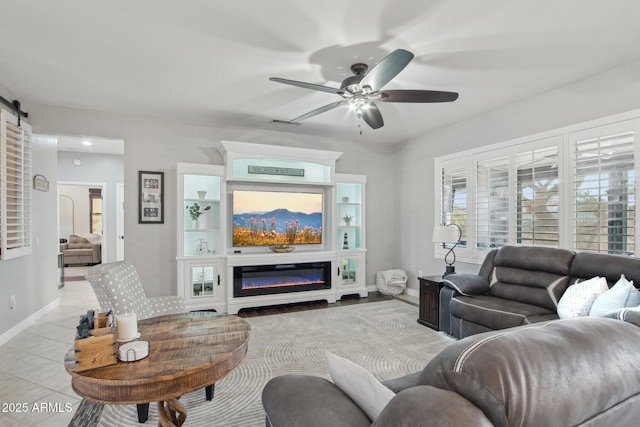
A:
[232,190,323,247]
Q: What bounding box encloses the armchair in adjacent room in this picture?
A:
[60,233,102,266]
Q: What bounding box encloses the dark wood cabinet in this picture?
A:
[418,276,444,330]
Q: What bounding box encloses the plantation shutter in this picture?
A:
[1,109,32,259]
[516,145,559,247]
[439,164,467,247]
[572,126,635,255]
[475,155,509,251]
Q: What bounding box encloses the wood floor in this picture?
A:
[237,291,403,318]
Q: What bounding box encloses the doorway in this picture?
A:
[58,182,106,281]
[116,183,125,260]
[53,134,125,274]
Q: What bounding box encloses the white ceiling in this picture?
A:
[57,135,124,155]
[2,0,640,147]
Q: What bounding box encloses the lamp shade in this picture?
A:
[432,224,459,243]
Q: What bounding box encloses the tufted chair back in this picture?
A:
[86,260,186,320]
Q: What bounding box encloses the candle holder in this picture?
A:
[116,312,140,343]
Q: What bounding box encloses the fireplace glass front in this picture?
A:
[233,261,332,297]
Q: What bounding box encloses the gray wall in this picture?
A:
[393,59,640,294]
[26,108,397,299]
[0,134,59,339]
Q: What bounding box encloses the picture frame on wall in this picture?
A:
[138,171,164,224]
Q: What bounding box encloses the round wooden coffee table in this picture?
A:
[65,312,250,426]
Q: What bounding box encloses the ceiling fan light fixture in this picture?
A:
[270,49,458,131]
[349,98,369,113]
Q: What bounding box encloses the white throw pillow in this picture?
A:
[557,276,609,319]
[326,352,395,421]
[590,274,640,317]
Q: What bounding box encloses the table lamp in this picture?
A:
[432,224,461,276]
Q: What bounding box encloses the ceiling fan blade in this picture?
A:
[270,77,341,95]
[380,89,459,103]
[360,49,414,92]
[290,101,347,122]
[361,102,384,129]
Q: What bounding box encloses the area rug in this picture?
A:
[70,299,454,427]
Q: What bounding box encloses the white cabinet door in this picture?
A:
[180,258,226,311]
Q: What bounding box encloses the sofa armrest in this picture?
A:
[372,385,493,427]
[622,308,640,327]
[60,243,68,251]
[263,375,371,427]
[604,306,640,327]
[442,274,490,296]
[381,372,420,393]
[91,243,101,263]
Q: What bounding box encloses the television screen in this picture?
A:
[232,190,323,247]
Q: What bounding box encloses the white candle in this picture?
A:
[116,313,138,341]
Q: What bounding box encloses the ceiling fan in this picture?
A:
[270,49,459,130]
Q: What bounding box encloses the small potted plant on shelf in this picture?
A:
[342,214,353,226]
[186,202,211,229]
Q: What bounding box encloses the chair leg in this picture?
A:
[206,383,215,401]
[137,403,149,423]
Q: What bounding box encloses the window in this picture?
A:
[475,154,509,250]
[438,163,467,247]
[572,124,635,255]
[515,145,559,247]
[435,112,639,261]
[89,188,103,234]
[0,109,32,260]
[471,141,559,253]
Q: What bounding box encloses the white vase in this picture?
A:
[192,219,200,229]
[197,191,207,200]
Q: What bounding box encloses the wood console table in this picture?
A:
[418,276,445,330]
[65,312,250,426]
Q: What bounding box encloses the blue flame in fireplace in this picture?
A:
[242,273,325,290]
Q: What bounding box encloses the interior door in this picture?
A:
[116,183,125,260]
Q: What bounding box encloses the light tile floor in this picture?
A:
[0,279,420,426]
[0,280,99,426]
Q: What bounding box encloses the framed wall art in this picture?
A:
[138,170,164,224]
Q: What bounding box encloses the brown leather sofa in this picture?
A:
[439,246,640,339]
[60,233,102,266]
[262,313,640,426]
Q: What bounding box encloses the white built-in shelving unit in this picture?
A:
[176,141,367,313]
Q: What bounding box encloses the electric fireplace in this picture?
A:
[233,261,332,297]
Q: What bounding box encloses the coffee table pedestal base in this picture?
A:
[158,398,187,427]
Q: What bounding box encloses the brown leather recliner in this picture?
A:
[262,315,640,426]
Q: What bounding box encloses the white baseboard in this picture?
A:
[0,298,60,347]
[368,284,418,298]
[403,287,419,298]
